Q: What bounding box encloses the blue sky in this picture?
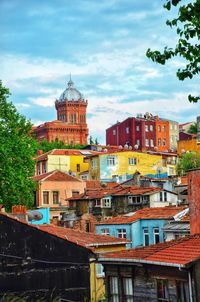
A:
[1,0,199,143]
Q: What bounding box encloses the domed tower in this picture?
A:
[55,78,88,145]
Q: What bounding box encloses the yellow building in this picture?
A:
[177,138,200,156]
[90,241,127,302]
[88,150,176,182]
[35,149,96,177]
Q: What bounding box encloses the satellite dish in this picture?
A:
[27,210,43,221]
[134,144,139,149]
[104,148,108,152]
[154,147,158,151]
[129,146,132,150]
[124,144,129,149]
[118,145,123,149]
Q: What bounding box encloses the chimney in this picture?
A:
[188,168,200,235]
[37,150,43,156]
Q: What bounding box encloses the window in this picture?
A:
[142,195,149,203]
[150,125,153,131]
[136,139,140,146]
[52,191,59,204]
[160,192,167,202]
[136,125,140,131]
[109,277,119,302]
[162,139,166,146]
[43,191,49,205]
[96,264,105,277]
[76,164,80,172]
[128,158,137,165]
[163,125,166,132]
[94,199,101,207]
[164,191,167,202]
[101,228,110,236]
[158,125,161,132]
[158,138,161,146]
[102,198,111,208]
[150,139,154,147]
[154,228,160,244]
[37,163,41,175]
[128,196,140,204]
[123,278,134,302]
[157,279,169,301]
[107,156,117,166]
[143,228,149,246]
[42,162,46,173]
[86,221,90,232]
[91,158,97,169]
[126,127,129,134]
[72,191,79,197]
[145,139,149,146]
[117,229,127,238]
[160,192,163,202]
[113,129,116,135]
[145,125,149,132]
[176,280,189,302]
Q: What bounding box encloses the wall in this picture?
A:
[150,191,177,207]
[70,155,89,176]
[98,151,167,182]
[155,117,170,152]
[0,214,91,301]
[47,155,70,172]
[177,138,200,156]
[188,168,200,235]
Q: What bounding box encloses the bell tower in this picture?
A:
[55,78,88,145]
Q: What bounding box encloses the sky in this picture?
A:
[1,0,199,144]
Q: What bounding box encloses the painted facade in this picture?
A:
[177,137,200,156]
[35,149,96,177]
[88,151,168,182]
[155,116,170,152]
[96,207,185,248]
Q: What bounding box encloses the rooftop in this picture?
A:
[0,212,129,250]
[99,234,200,267]
[32,170,82,182]
[96,206,187,225]
[34,149,101,161]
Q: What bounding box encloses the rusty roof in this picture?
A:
[0,212,129,250]
[99,234,200,267]
[32,170,82,182]
[96,206,187,225]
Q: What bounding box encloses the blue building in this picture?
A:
[95,206,187,248]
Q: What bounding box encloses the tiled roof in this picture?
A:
[32,170,81,182]
[34,149,100,161]
[99,234,200,267]
[86,180,118,189]
[0,212,129,250]
[96,206,187,225]
[67,185,161,201]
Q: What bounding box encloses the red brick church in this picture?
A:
[33,78,89,145]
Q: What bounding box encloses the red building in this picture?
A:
[33,79,88,145]
[106,113,156,151]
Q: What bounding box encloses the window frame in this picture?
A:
[128,157,137,165]
[42,191,50,205]
[52,191,59,205]
[117,228,127,239]
[154,228,160,244]
[107,156,117,167]
[101,228,110,236]
[143,228,149,246]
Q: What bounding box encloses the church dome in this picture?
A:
[59,78,83,101]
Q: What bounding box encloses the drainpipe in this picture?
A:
[188,270,193,302]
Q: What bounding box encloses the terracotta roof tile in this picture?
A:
[32,170,81,182]
[100,234,200,266]
[96,206,187,225]
[0,212,129,250]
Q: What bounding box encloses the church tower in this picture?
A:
[54,78,88,145]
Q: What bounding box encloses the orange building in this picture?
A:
[33,78,89,145]
[155,116,170,152]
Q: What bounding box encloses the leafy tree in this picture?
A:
[36,139,86,153]
[89,135,94,144]
[95,137,99,145]
[146,0,200,102]
[176,152,200,175]
[0,81,37,211]
[188,122,197,134]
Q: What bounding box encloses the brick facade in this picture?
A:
[188,168,200,235]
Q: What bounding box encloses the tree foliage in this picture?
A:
[188,122,197,134]
[36,139,87,153]
[0,81,37,211]
[146,0,200,102]
[176,152,200,175]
